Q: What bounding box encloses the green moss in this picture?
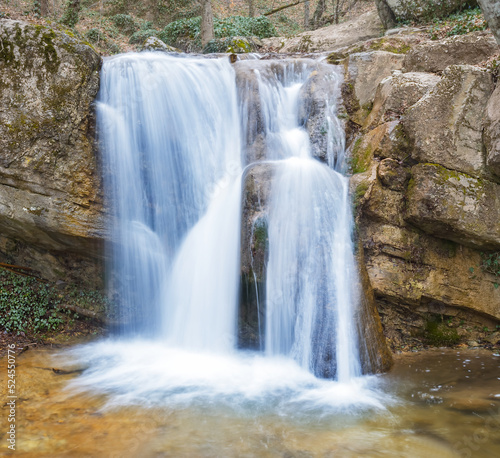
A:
[349,137,372,174]
[425,316,460,346]
[252,220,268,252]
[353,181,369,210]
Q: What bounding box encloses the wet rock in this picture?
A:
[345,51,405,125]
[478,0,500,44]
[327,34,424,65]
[298,63,345,165]
[405,163,500,250]
[403,31,498,73]
[378,158,410,191]
[355,245,394,374]
[239,163,275,350]
[484,331,500,344]
[348,122,409,176]
[402,65,494,177]
[204,36,263,54]
[484,84,500,177]
[364,71,440,128]
[0,19,105,271]
[446,397,496,413]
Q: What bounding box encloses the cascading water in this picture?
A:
[64,52,390,413]
[97,53,242,347]
[238,61,361,380]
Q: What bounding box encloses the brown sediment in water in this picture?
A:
[1,347,499,457]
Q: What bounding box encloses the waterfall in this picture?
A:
[98,53,242,347]
[86,51,389,408]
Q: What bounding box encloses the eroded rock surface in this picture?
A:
[0,19,105,284]
[403,31,498,73]
[402,65,493,177]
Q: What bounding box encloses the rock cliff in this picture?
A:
[339,28,500,349]
[0,19,105,289]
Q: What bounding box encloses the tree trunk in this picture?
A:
[304,0,310,29]
[249,0,255,17]
[477,0,500,45]
[374,0,397,30]
[40,0,49,16]
[201,0,214,48]
[311,0,326,29]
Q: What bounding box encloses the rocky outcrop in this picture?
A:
[344,51,405,125]
[478,0,500,44]
[262,10,384,53]
[403,32,498,73]
[364,71,440,129]
[484,85,500,177]
[378,0,478,23]
[405,163,500,249]
[402,65,494,177]
[347,34,500,349]
[0,19,104,285]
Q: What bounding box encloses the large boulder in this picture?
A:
[362,222,500,323]
[0,19,104,282]
[484,84,500,177]
[402,65,494,177]
[403,31,498,74]
[405,163,500,250]
[262,10,384,53]
[380,0,478,23]
[478,0,500,44]
[364,71,440,128]
[344,51,405,125]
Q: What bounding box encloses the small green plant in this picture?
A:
[0,270,63,334]
[111,14,138,35]
[480,251,500,276]
[60,0,80,28]
[85,28,102,43]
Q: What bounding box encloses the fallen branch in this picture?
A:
[264,1,304,16]
[0,262,44,281]
[56,303,122,327]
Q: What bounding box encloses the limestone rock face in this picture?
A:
[344,51,405,124]
[0,19,105,281]
[478,0,500,44]
[365,71,440,128]
[262,10,384,53]
[484,85,500,177]
[362,222,500,321]
[405,163,500,250]
[402,65,494,177]
[403,32,498,73]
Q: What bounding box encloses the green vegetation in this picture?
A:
[429,7,487,40]
[425,315,460,346]
[349,137,372,175]
[480,251,500,288]
[0,269,63,334]
[159,15,276,49]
